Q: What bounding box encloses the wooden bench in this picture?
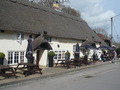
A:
[71,58,83,66]
[15,63,42,77]
[55,60,76,69]
[0,65,17,78]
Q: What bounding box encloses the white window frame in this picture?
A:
[17,33,24,40]
[44,36,52,42]
[73,45,76,53]
[17,33,24,44]
[8,51,25,65]
[50,50,65,60]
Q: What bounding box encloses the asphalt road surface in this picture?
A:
[1,62,120,90]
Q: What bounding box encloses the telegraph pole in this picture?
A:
[117,35,119,47]
[111,14,120,46]
[111,17,113,46]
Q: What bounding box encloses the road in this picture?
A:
[1,62,120,90]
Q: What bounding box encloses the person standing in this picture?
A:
[110,50,117,64]
[93,50,98,64]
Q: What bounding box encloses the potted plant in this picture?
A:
[65,50,70,60]
[48,51,55,67]
[0,52,5,65]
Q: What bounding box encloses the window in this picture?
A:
[8,51,25,65]
[73,45,76,53]
[17,33,24,44]
[44,36,52,42]
[51,50,65,60]
[17,33,24,40]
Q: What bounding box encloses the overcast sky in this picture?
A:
[64,0,120,41]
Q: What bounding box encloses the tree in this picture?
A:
[93,28,108,36]
[38,0,69,8]
[61,5,81,17]
[29,0,80,17]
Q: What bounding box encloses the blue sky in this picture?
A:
[64,0,120,42]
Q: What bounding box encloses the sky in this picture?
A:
[31,0,120,42]
[64,0,120,42]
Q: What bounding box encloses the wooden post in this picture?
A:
[36,50,40,65]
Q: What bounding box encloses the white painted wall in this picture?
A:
[0,31,29,65]
[39,50,48,66]
[50,38,82,58]
[33,50,48,66]
[30,37,101,66]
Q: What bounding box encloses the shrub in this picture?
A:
[65,51,70,55]
[0,52,5,58]
[48,51,55,56]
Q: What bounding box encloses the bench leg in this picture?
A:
[55,61,59,67]
[10,68,17,79]
[38,68,42,74]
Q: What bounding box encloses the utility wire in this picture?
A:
[112,14,120,43]
[113,20,120,43]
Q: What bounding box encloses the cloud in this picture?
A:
[67,0,116,30]
[82,10,116,29]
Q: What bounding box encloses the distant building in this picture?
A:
[97,33,111,47]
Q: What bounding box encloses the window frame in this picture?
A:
[50,50,65,60]
[8,51,25,65]
[44,36,52,42]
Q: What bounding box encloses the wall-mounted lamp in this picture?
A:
[43,31,47,35]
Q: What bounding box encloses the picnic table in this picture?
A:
[15,63,42,77]
[0,64,17,78]
[71,57,95,66]
[71,58,85,66]
[55,59,76,69]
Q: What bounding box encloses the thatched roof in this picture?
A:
[0,0,106,43]
[32,35,52,51]
[81,40,95,46]
[97,33,110,40]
